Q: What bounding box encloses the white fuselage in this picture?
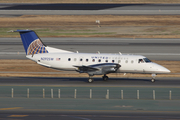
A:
[27,52,170,74]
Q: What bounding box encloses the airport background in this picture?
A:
[0,0,180,119]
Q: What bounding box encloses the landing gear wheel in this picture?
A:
[102,76,109,81]
[88,78,94,83]
[151,79,155,83]
[151,74,156,83]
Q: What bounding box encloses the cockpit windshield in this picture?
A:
[143,58,151,63]
[138,58,151,63]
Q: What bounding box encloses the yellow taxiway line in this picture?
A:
[0,107,22,110]
[8,115,29,117]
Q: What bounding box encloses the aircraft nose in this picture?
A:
[163,68,171,73]
[159,66,171,73]
[152,63,171,73]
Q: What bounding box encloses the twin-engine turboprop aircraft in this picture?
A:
[12,29,170,83]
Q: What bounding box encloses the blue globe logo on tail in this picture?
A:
[27,39,48,55]
[14,30,48,55]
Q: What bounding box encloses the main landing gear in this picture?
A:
[88,74,109,83]
[151,74,156,83]
[102,74,109,81]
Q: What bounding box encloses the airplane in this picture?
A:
[11,29,170,83]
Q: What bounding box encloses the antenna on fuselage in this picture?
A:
[97,51,100,54]
[119,52,122,55]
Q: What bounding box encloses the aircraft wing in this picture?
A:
[74,65,99,73]
[74,63,120,75]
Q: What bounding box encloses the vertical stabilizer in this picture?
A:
[13,29,73,54]
[14,29,48,55]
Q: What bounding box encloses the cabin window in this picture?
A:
[118,60,121,63]
[74,58,76,61]
[106,60,108,63]
[68,58,71,61]
[125,60,128,63]
[86,59,88,62]
[98,59,101,62]
[131,60,134,63]
[112,60,114,63]
[80,58,83,61]
[92,59,95,62]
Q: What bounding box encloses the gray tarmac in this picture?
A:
[0,76,179,86]
[0,3,180,15]
[1,108,180,120]
[0,77,180,119]
[0,37,179,60]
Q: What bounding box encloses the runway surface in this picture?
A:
[0,77,180,119]
[1,107,180,120]
[0,37,179,60]
[0,3,180,15]
[0,77,179,87]
[1,3,180,10]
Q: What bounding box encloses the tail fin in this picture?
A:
[13,29,73,55]
[14,29,48,55]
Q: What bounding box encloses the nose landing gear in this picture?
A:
[151,78,155,83]
[88,76,94,83]
[151,74,156,83]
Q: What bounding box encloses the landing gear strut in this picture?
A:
[151,74,156,83]
[88,76,94,83]
[102,74,109,81]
